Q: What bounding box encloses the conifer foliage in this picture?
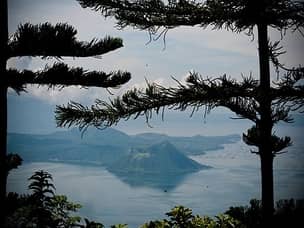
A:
[5,170,83,227]
[0,0,131,225]
[7,22,131,93]
[56,0,304,224]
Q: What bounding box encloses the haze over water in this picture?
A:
[8,125,304,227]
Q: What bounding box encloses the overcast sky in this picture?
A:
[7,0,304,136]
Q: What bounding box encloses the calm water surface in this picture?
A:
[7,129,304,227]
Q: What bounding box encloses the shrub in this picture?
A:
[141,206,242,228]
[6,171,304,228]
[226,199,304,228]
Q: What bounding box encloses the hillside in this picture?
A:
[7,129,128,165]
[109,141,210,174]
[131,133,240,155]
[7,128,240,165]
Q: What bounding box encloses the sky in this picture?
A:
[7,0,304,136]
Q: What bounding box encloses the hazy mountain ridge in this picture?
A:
[7,128,240,166]
[8,128,240,189]
[132,132,240,155]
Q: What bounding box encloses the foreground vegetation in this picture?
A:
[5,170,304,228]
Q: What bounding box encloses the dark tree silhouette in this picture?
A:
[5,170,83,227]
[55,0,304,224]
[0,0,131,225]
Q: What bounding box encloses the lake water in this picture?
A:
[7,128,304,227]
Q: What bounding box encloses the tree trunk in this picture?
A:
[257,23,274,223]
[260,152,274,220]
[0,0,8,226]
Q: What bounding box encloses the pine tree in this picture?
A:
[55,0,304,223]
[0,0,131,225]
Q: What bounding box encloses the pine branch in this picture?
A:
[8,23,123,58]
[243,126,292,156]
[272,67,304,111]
[271,135,292,156]
[275,67,304,87]
[7,63,131,93]
[55,72,259,130]
[271,107,293,124]
[219,97,259,123]
[77,0,304,33]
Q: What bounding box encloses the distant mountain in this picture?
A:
[7,128,240,165]
[48,128,131,146]
[131,133,240,155]
[109,141,209,174]
[7,129,128,165]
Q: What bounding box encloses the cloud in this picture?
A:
[168,26,258,57]
[8,0,119,38]
[7,0,302,106]
[7,57,32,70]
[20,85,112,105]
[128,76,175,90]
[269,28,304,68]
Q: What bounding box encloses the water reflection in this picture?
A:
[7,131,304,227]
[108,170,195,191]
